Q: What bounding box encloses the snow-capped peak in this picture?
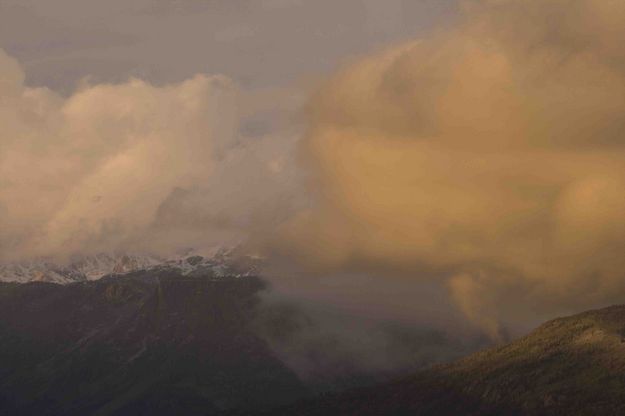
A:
[0,248,260,285]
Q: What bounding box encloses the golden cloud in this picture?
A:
[283,0,625,337]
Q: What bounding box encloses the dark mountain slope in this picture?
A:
[0,270,305,416]
[257,305,625,416]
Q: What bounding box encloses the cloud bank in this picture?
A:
[282,0,625,337]
[4,0,625,339]
[0,49,299,261]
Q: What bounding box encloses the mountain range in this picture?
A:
[0,249,259,284]
[1,255,624,415]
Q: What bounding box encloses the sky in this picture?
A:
[0,0,457,90]
[3,0,625,339]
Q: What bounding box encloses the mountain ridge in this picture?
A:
[0,269,304,415]
[0,248,260,284]
[253,303,625,415]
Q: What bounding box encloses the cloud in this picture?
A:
[281,0,625,337]
[0,48,301,261]
[4,0,625,341]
